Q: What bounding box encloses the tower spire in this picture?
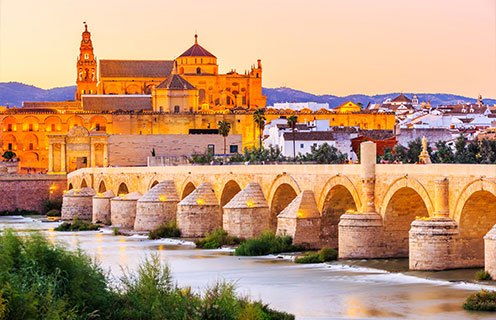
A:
[194,33,198,45]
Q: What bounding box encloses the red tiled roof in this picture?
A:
[156,74,196,90]
[282,131,334,141]
[100,60,174,78]
[391,93,412,103]
[178,37,216,58]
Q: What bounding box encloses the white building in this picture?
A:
[271,102,330,112]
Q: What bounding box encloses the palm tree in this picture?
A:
[253,108,266,150]
[286,115,298,160]
[218,120,231,161]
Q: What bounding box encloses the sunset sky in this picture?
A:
[0,0,495,98]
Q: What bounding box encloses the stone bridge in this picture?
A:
[64,142,496,272]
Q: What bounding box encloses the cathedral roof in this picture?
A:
[100,60,174,78]
[178,35,216,58]
[156,74,196,90]
[82,95,152,111]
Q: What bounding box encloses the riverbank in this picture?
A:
[2,215,496,319]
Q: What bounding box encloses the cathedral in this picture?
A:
[75,23,266,112]
[0,23,394,173]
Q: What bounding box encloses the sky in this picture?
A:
[0,0,495,97]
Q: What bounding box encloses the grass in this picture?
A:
[234,231,299,256]
[0,229,295,319]
[54,217,100,231]
[196,227,240,249]
[294,248,338,264]
[463,290,496,311]
[475,270,492,281]
[148,221,181,239]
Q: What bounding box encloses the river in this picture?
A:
[1,215,495,320]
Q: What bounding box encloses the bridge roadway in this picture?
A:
[65,142,496,271]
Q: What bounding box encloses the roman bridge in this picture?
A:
[64,142,496,272]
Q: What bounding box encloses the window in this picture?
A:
[7,124,12,132]
[29,143,33,150]
[174,105,180,113]
[196,67,201,74]
[300,144,304,148]
[8,143,12,151]
[242,96,246,105]
[229,145,238,153]
[207,144,215,155]
[96,124,101,131]
[159,106,163,113]
[85,54,89,59]
[226,96,231,105]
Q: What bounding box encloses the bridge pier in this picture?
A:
[92,190,114,224]
[223,183,270,239]
[110,191,142,228]
[276,190,321,249]
[339,141,386,258]
[177,182,221,237]
[61,187,96,221]
[134,181,179,231]
[484,225,496,279]
[409,178,459,270]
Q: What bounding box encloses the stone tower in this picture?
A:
[75,22,97,101]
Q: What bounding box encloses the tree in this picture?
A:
[286,115,298,160]
[433,141,454,163]
[454,134,472,163]
[253,108,266,150]
[393,144,407,163]
[2,151,16,161]
[298,143,347,164]
[217,120,231,160]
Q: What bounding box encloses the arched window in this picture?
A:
[174,106,180,113]
[226,96,231,105]
[196,67,201,74]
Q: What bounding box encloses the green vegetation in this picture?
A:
[148,221,181,239]
[296,143,348,164]
[46,209,61,217]
[380,135,496,164]
[287,115,298,160]
[253,108,266,150]
[475,270,492,281]
[0,230,294,319]
[234,231,298,256]
[196,228,240,249]
[218,120,232,158]
[463,290,496,311]
[54,217,100,231]
[42,199,62,214]
[113,227,123,236]
[294,248,338,264]
[1,150,16,160]
[0,208,39,216]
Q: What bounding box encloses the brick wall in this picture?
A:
[0,175,66,213]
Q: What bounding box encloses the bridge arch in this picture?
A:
[318,175,360,248]
[454,179,496,266]
[80,179,88,188]
[117,182,129,195]
[98,180,107,193]
[267,174,301,230]
[179,176,198,200]
[381,177,431,257]
[220,180,242,213]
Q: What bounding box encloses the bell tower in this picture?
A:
[75,22,97,100]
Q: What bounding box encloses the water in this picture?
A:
[2,215,495,319]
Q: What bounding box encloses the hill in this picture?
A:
[0,82,494,109]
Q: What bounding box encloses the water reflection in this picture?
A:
[2,216,495,320]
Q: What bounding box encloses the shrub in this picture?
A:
[113,227,123,236]
[475,270,492,281]
[294,248,338,264]
[235,231,298,256]
[0,209,40,216]
[54,217,100,231]
[46,209,61,217]
[318,247,338,262]
[0,229,114,319]
[0,231,295,319]
[196,227,240,249]
[294,253,321,264]
[463,290,496,311]
[42,199,62,214]
[148,221,181,239]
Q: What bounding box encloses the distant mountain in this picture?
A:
[0,82,76,107]
[0,82,495,109]
[262,87,496,108]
